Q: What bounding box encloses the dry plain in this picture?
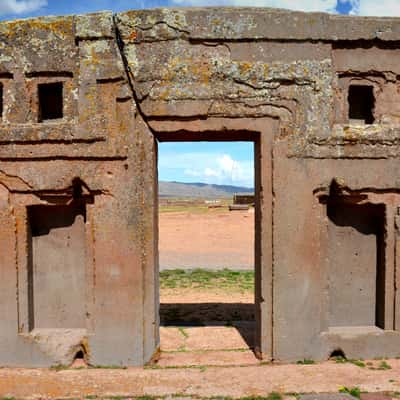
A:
[159,205,254,270]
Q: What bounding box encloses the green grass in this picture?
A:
[367,360,392,370]
[159,199,231,214]
[178,327,189,339]
[378,361,392,370]
[296,359,315,365]
[87,394,284,400]
[332,356,365,368]
[50,364,69,371]
[160,269,254,292]
[77,393,285,400]
[333,356,347,364]
[50,364,128,372]
[350,359,366,368]
[134,397,156,400]
[239,394,282,400]
[339,386,361,398]
[266,393,283,400]
[159,205,211,213]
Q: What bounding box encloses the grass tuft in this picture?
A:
[350,359,365,368]
[296,359,315,365]
[178,327,189,339]
[378,360,392,370]
[90,365,127,370]
[339,386,361,398]
[50,364,69,371]
[333,356,347,364]
[239,394,282,400]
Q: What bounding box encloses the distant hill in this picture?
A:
[159,181,254,199]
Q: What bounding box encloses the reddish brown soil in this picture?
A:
[161,288,253,304]
[159,209,254,270]
[2,360,400,399]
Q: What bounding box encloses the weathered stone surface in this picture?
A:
[360,393,394,400]
[76,12,114,39]
[1,7,400,367]
[116,8,400,42]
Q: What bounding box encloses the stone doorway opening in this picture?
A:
[156,135,261,367]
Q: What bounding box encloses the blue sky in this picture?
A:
[1,1,399,20]
[1,1,399,187]
[158,142,255,188]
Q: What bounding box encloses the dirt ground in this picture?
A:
[2,359,400,399]
[3,209,399,399]
[159,208,254,270]
[3,277,400,398]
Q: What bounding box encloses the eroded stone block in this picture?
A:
[28,203,87,330]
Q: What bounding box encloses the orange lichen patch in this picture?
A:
[158,55,213,86]
[158,88,172,101]
[238,62,253,75]
[2,17,74,40]
[129,30,138,40]
[82,45,103,68]
[343,126,364,142]
[159,56,182,81]
[260,64,269,79]
[190,62,211,85]
[90,47,101,66]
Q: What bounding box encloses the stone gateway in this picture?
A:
[1,8,400,367]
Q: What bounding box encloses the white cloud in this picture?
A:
[170,0,337,12]
[0,0,47,16]
[184,168,202,177]
[219,154,235,174]
[181,154,254,187]
[159,149,253,187]
[159,151,217,171]
[204,167,220,177]
[346,0,400,16]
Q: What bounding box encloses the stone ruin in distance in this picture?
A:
[1,7,400,367]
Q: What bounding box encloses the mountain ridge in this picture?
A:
[159,181,254,198]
